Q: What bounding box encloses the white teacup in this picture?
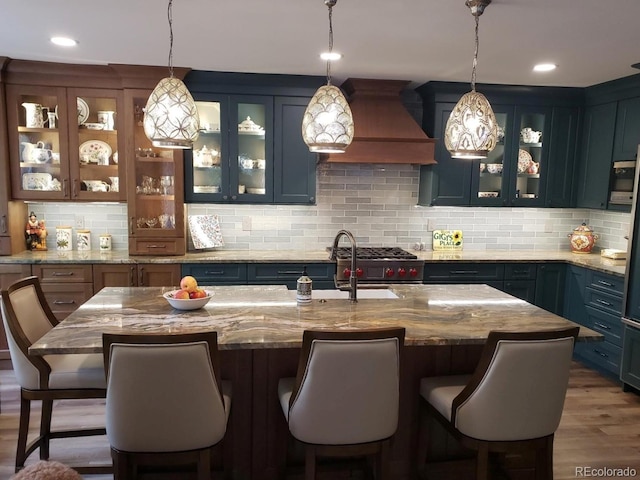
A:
[84,180,110,192]
[109,177,119,192]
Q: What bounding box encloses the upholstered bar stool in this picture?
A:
[278,327,405,480]
[0,276,108,474]
[418,327,579,480]
[103,331,232,480]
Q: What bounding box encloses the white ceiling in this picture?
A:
[1,0,640,89]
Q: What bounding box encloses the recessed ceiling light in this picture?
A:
[320,52,342,61]
[533,63,557,72]
[51,37,78,47]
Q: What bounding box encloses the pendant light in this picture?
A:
[144,0,199,149]
[302,0,354,154]
[444,0,497,159]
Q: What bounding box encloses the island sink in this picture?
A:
[313,289,399,300]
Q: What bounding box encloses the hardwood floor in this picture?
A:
[0,362,639,480]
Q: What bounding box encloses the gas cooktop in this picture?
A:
[330,246,423,283]
[330,246,418,260]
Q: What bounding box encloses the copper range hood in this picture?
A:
[324,78,437,165]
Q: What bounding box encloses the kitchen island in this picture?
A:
[30,283,599,480]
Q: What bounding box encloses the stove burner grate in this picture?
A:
[332,246,418,260]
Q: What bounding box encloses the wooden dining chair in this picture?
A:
[418,327,580,480]
[278,327,405,480]
[103,331,232,480]
[0,275,108,474]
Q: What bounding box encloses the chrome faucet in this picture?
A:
[330,229,358,302]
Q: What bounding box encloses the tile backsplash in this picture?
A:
[29,163,631,253]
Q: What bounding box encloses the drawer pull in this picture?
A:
[1,215,6,233]
[147,245,167,249]
[593,349,609,358]
[595,299,612,307]
[597,280,614,287]
[205,270,225,275]
[53,300,76,305]
[594,322,611,330]
[277,270,303,275]
[52,272,74,277]
[450,270,479,275]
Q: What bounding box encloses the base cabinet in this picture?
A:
[31,264,94,321]
[94,264,181,290]
[621,323,640,392]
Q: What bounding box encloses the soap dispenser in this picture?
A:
[297,266,312,304]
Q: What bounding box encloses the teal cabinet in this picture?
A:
[613,97,640,161]
[416,82,582,208]
[182,263,248,285]
[247,263,335,290]
[621,323,640,392]
[183,71,323,205]
[534,263,566,315]
[575,102,617,209]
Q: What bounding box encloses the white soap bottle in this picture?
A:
[296,266,312,304]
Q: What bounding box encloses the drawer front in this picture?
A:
[33,264,93,283]
[585,305,623,347]
[183,264,248,285]
[504,264,537,280]
[575,340,621,376]
[424,263,504,282]
[586,270,624,296]
[129,238,185,256]
[247,263,335,284]
[585,287,624,315]
[40,283,94,320]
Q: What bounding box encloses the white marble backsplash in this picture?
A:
[28,163,631,253]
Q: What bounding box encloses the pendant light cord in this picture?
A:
[471,11,479,92]
[167,0,174,78]
[326,2,334,86]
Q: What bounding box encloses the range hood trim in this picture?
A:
[324,78,437,165]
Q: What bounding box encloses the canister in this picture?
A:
[99,234,112,252]
[77,230,91,251]
[56,226,72,251]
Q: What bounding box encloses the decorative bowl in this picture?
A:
[83,123,105,130]
[163,290,213,310]
[486,164,503,174]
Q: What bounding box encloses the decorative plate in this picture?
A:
[77,97,89,125]
[22,173,53,191]
[79,140,112,164]
[517,149,533,174]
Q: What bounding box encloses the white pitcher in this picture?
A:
[22,102,46,128]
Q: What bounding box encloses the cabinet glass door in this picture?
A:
[8,85,69,200]
[191,100,224,196]
[236,102,267,197]
[68,88,123,200]
[515,111,545,201]
[475,110,510,205]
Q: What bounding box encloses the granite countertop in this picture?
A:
[29,284,601,355]
[0,248,627,276]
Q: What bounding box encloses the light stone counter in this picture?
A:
[30,283,600,355]
[0,248,626,276]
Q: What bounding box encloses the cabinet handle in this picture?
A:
[278,270,303,275]
[130,267,136,286]
[1,215,6,234]
[594,322,611,330]
[205,270,225,275]
[597,280,614,287]
[512,269,529,274]
[53,300,76,305]
[52,272,74,276]
[130,217,135,234]
[138,267,144,286]
[595,299,612,307]
[146,245,167,249]
[231,195,237,200]
[63,178,69,197]
[593,349,609,358]
[72,179,78,198]
[450,270,479,275]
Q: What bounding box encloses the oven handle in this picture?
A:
[622,317,640,329]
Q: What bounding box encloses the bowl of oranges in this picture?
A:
[163,276,213,310]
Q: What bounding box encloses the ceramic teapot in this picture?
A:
[568,222,599,254]
[521,127,542,143]
[21,141,52,163]
[193,145,220,167]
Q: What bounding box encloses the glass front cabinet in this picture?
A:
[6,84,125,201]
[125,89,185,255]
[185,95,273,203]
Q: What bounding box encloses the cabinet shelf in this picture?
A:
[519,142,543,148]
[17,127,56,133]
[19,162,61,168]
[517,173,540,179]
[135,156,173,163]
[136,194,175,201]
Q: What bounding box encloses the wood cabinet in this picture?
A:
[416,82,582,208]
[4,61,126,202]
[124,89,186,255]
[0,264,32,359]
[31,264,94,321]
[183,71,322,205]
[94,264,181,290]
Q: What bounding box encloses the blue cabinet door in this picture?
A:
[534,263,566,315]
[545,106,581,207]
[575,102,617,209]
[613,97,640,161]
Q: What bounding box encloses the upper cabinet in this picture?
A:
[183,71,323,205]
[4,61,126,202]
[416,82,583,208]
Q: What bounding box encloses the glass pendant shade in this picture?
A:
[445,90,498,159]
[302,84,354,153]
[144,77,200,149]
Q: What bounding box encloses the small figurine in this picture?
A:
[25,211,48,251]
